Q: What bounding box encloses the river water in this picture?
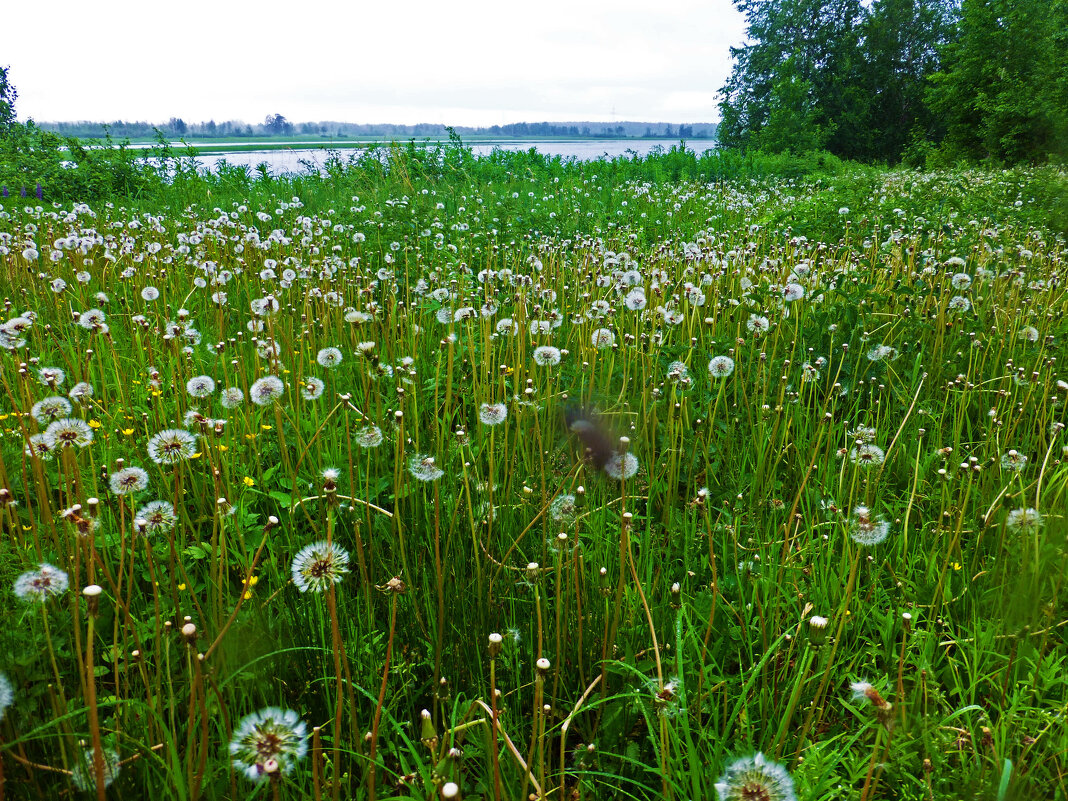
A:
[176,138,716,174]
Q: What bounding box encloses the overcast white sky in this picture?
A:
[3,0,745,126]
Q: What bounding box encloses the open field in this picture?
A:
[0,149,1066,800]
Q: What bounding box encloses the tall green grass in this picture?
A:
[0,153,1065,799]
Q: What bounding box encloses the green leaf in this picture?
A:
[268,490,292,507]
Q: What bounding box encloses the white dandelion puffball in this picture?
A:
[147,428,198,465]
[479,403,508,426]
[250,375,285,406]
[409,453,445,482]
[291,541,351,593]
[229,707,309,783]
[532,346,562,367]
[604,451,639,480]
[708,355,735,378]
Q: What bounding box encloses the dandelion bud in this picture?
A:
[525,562,540,582]
[262,758,279,775]
[488,632,503,658]
[83,583,102,614]
[808,615,829,646]
[536,657,551,675]
[670,582,681,609]
[442,781,460,799]
[419,709,437,749]
[181,623,197,644]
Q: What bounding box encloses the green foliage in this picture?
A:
[717,0,1068,165]
[927,0,1068,163]
[0,120,179,203]
[0,65,16,130]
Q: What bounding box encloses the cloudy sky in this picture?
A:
[3,0,745,125]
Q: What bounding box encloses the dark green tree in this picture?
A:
[858,0,958,161]
[719,0,961,161]
[718,0,867,156]
[927,0,1068,162]
[0,65,17,130]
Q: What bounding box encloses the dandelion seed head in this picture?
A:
[26,433,56,460]
[14,563,69,603]
[1018,326,1039,343]
[229,707,308,783]
[479,402,508,426]
[31,396,72,424]
[300,377,326,400]
[77,309,106,330]
[220,387,245,409]
[849,443,885,467]
[71,748,120,792]
[1006,507,1042,533]
[291,541,351,593]
[355,425,384,448]
[747,314,770,335]
[604,451,639,480]
[1000,450,1027,472]
[591,328,615,349]
[709,355,735,378]
[109,466,150,495]
[38,367,66,387]
[849,505,890,546]
[409,453,445,482]
[147,428,197,465]
[532,346,562,367]
[249,375,285,406]
[715,752,796,801]
[623,288,647,311]
[317,347,343,368]
[69,382,94,403]
[549,494,578,522]
[186,375,216,398]
[45,418,93,449]
[140,500,177,533]
[0,673,13,721]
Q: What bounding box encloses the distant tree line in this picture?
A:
[718,0,1068,164]
[39,117,718,141]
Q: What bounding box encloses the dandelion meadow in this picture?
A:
[0,147,1066,800]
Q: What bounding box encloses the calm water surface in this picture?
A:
[179,139,716,174]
